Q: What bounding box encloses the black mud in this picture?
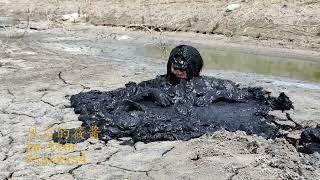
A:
[300,128,320,154]
[53,75,296,144]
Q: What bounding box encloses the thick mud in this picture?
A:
[300,128,320,154]
[54,75,294,144]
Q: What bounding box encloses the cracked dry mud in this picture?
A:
[1,26,320,179]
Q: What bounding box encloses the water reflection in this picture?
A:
[201,49,320,82]
[140,45,320,82]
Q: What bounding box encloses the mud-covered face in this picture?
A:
[167,45,204,85]
[171,57,188,80]
[171,66,187,80]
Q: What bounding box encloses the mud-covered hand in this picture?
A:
[270,92,294,111]
[119,99,147,112]
[148,88,172,107]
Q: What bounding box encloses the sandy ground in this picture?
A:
[0,24,319,179]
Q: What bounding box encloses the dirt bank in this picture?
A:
[1,0,320,51]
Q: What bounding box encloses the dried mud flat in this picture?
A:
[1,1,320,179]
[0,24,319,179]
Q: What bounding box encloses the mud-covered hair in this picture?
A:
[167,45,203,84]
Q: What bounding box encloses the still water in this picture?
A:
[140,45,320,82]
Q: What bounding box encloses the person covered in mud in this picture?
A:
[125,44,205,107]
[166,45,203,85]
[55,44,294,147]
[123,45,256,108]
[69,45,214,116]
[70,44,293,119]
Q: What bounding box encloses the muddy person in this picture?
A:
[55,44,294,145]
[166,45,204,85]
[126,44,204,107]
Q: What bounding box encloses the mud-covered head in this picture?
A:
[167,45,203,85]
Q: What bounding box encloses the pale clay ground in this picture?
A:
[1,0,320,179]
[0,25,320,180]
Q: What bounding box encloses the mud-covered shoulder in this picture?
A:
[137,74,169,88]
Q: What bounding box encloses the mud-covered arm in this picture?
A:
[194,79,248,107]
[129,88,172,107]
[123,76,172,107]
[110,83,172,112]
[194,89,247,106]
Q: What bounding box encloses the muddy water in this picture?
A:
[24,30,320,83]
[139,45,320,82]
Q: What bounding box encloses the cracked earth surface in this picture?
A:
[0,26,320,179]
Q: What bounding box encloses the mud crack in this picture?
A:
[68,163,91,178]
[40,92,55,107]
[1,89,16,111]
[40,99,55,107]
[58,71,90,90]
[96,150,120,165]
[2,111,36,118]
[2,136,15,161]
[49,163,91,178]
[108,164,151,173]
[161,147,175,157]
[145,171,155,180]
[58,71,71,85]
[6,89,15,99]
[4,172,14,180]
[227,165,250,180]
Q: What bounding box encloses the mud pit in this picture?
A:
[55,75,293,144]
[1,25,320,179]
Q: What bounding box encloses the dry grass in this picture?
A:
[0,40,11,58]
[1,22,29,39]
[0,9,30,40]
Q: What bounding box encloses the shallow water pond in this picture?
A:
[24,30,320,83]
[139,45,320,82]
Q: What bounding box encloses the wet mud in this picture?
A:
[53,75,296,145]
[300,128,320,154]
